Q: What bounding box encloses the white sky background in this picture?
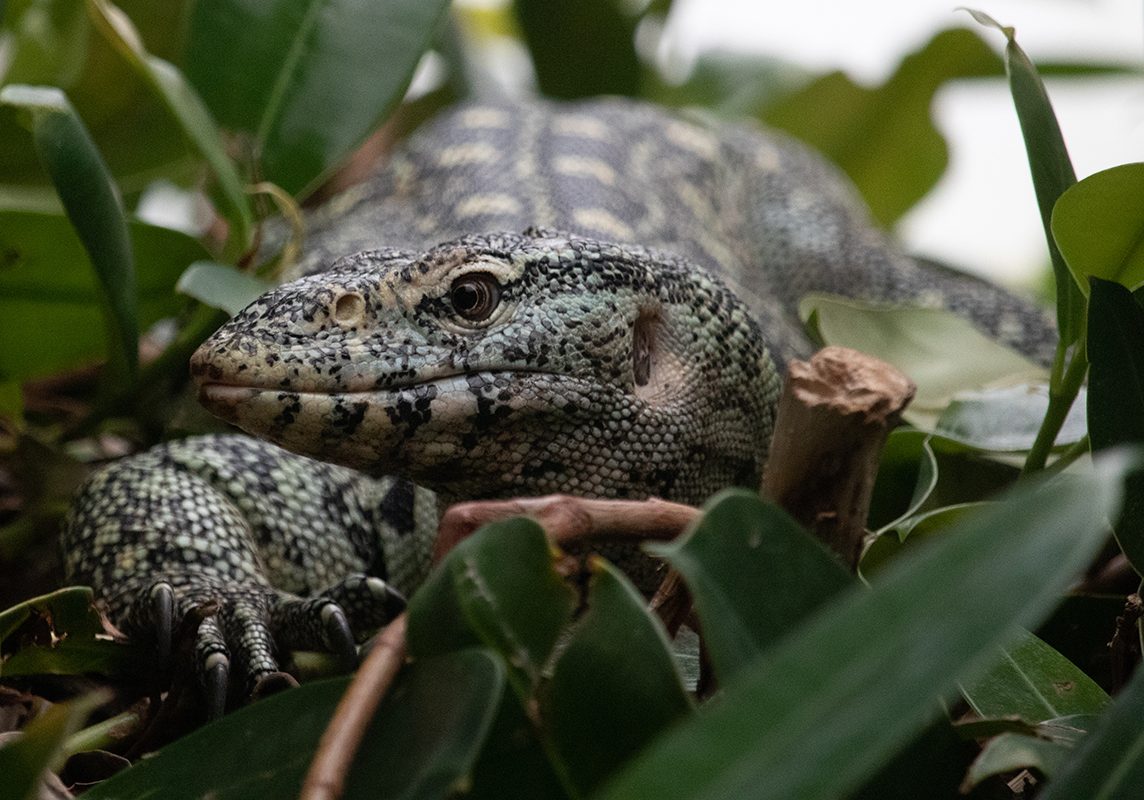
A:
[659,0,1144,286]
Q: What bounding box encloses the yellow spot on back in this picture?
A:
[665,121,718,160]
[457,108,512,129]
[435,143,500,167]
[572,208,634,241]
[553,155,616,185]
[455,194,523,219]
[553,114,612,140]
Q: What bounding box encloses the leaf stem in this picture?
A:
[1023,341,1088,474]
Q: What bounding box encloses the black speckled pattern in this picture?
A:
[63,99,1057,690]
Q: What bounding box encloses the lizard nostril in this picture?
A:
[333,292,365,326]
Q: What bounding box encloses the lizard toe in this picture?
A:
[317,574,407,635]
[269,596,359,669]
[217,597,282,693]
[195,615,230,719]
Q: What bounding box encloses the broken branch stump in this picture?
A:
[762,345,916,569]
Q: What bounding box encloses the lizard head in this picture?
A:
[191,230,780,504]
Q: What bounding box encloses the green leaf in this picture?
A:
[1053,163,1144,293]
[1039,653,1144,799]
[649,489,850,684]
[800,295,1046,427]
[935,383,1087,452]
[407,517,576,698]
[0,693,105,800]
[87,0,253,258]
[0,587,141,679]
[513,0,641,100]
[1086,277,1144,575]
[545,559,691,795]
[84,650,504,800]
[0,208,209,381]
[596,456,1129,800]
[963,732,1072,789]
[1,0,91,88]
[859,502,987,577]
[967,8,1083,346]
[465,696,570,800]
[184,0,450,198]
[176,260,274,316]
[0,586,102,645]
[0,84,137,382]
[763,27,1002,226]
[961,630,1109,723]
[867,429,937,533]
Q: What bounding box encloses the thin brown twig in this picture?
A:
[299,614,408,800]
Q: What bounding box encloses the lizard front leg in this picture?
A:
[61,434,435,712]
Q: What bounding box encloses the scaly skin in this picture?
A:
[191,232,779,504]
[61,99,1057,702]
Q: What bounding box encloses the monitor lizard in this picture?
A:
[61,99,1057,707]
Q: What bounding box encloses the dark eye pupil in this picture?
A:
[450,273,500,321]
[453,283,480,311]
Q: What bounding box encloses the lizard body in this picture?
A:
[62,99,1056,696]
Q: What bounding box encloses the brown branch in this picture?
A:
[762,346,916,568]
[300,614,408,800]
[434,495,699,563]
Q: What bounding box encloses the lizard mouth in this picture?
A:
[196,369,582,430]
[195,370,595,476]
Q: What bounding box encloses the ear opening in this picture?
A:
[633,308,675,402]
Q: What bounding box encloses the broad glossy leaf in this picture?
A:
[935,383,1087,452]
[764,27,1001,226]
[968,9,1082,345]
[867,429,937,533]
[1053,163,1144,293]
[859,502,986,577]
[1039,655,1144,799]
[84,650,504,800]
[649,489,849,684]
[546,559,691,795]
[0,209,209,381]
[184,0,450,198]
[801,294,1045,427]
[406,516,576,697]
[964,732,1071,789]
[1086,277,1144,575]
[597,456,1128,800]
[1,638,141,679]
[514,0,640,100]
[0,586,102,643]
[465,696,569,800]
[1,84,137,381]
[962,629,1109,722]
[177,260,273,316]
[88,0,252,257]
[0,587,141,679]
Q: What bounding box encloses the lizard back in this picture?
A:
[297,98,1056,366]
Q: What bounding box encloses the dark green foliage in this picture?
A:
[512,0,643,99]
[3,4,1144,798]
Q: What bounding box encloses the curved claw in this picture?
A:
[376,579,408,618]
[203,651,230,720]
[321,603,358,669]
[318,574,407,634]
[149,582,175,668]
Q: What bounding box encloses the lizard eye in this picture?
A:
[449,272,501,322]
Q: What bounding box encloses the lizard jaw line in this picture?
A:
[196,368,578,418]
